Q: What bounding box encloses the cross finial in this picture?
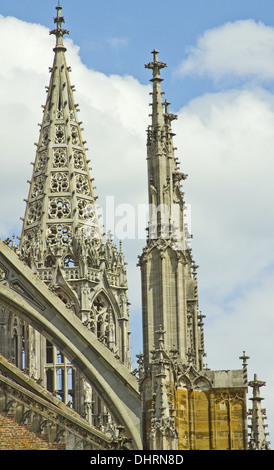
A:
[145,49,167,76]
[239,350,250,367]
[50,4,69,51]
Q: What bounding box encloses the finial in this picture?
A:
[164,99,171,113]
[145,50,167,82]
[249,373,266,393]
[145,50,167,128]
[152,49,160,62]
[239,350,250,367]
[50,4,69,52]
[239,350,249,385]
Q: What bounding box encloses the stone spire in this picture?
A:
[248,374,270,450]
[17,5,131,370]
[140,50,204,370]
[19,4,102,268]
[144,50,188,245]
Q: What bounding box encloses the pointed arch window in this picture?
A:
[45,344,75,408]
[90,294,116,353]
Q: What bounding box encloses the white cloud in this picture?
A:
[177,19,274,82]
[174,87,274,300]
[106,36,129,50]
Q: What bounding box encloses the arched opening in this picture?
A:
[64,255,76,268]
[91,294,116,354]
[45,255,55,268]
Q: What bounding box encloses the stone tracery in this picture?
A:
[48,197,71,219]
[50,172,69,193]
[53,148,67,168]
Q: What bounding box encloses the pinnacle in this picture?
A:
[50,4,69,52]
[248,373,270,450]
[145,50,167,130]
[145,49,167,74]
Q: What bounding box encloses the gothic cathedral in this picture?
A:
[0,5,270,451]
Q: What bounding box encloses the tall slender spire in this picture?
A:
[18,4,131,370]
[144,50,188,245]
[19,4,102,265]
[15,5,132,426]
[139,50,204,371]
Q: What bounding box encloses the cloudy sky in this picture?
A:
[0,0,273,445]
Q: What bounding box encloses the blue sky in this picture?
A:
[2,0,274,104]
[0,0,274,445]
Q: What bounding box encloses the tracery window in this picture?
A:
[47,224,72,245]
[73,150,84,169]
[78,199,90,219]
[75,174,90,195]
[27,200,43,225]
[71,125,80,145]
[49,198,71,219]
[35,151,48,174]
[55,124,65,144]
[31,176,45,198]
[45,341,75,408]
[53,148,67,168]
[50,172,69,193]
[86,295,116,353]
[41,126,49,147]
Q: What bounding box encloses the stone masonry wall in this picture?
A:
[0,414,65,450]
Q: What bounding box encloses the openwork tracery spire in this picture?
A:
[20,4,102,265]
[18,4,131,369]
